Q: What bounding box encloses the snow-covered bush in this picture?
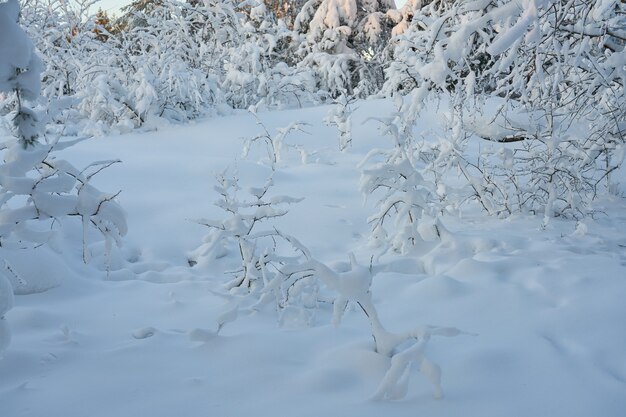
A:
[242,115,310,169]
[18,0,330,132]
[324,94,355,151]
[190,116,463,399]
[0,0,39,354]
[1,0,126,254]
[205,234,465,398]
[20,0,98,97]
[192,179,464,396]
[187,170,323,326]
[0,140,127,259]
[358,96,451,255]
[0,0,127,353]
[382,0,460,94]
[0,0,43,147]
[382,0,626,222]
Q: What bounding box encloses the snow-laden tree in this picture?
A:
[0,0,43,147]
[380,0,625,228]
[0,0,127,353]
[0,0,41,352]
[222,0,317,110]
[294,0,396,97]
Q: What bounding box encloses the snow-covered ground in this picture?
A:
[1,101,626,417]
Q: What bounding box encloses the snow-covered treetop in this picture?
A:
[295,0,395,54]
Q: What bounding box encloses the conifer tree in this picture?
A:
[294,0,396,97]
[93,8,113,41]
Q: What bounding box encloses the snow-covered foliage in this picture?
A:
[294,0,396,97]
[189,172,304,286]
[0,0,43,147]
[305,252,464,399]
[381,0,626,224]
[26,0,233,134]
[223,1,317,110]
[242,116,310,169]
[186,115,464,399]
[190,119,320,324]
[17,0,326,134]
[189,166,342,328]
[0,0,126,259]
[93,0,230,127]
[0,137,127,253]
[0,0,127,354]
[382,0,459,94]
[324,94,355,151]
[192,163,463,397]
[2,94,626,414]
[358,96,451,255]
[0,0,41,353]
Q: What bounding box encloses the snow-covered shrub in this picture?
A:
[0,141,127,260]
[193,186,465,397]
[0,0,127,353]
[382,0,626,221]
[359,96,450,255]
[0,0,38,354]
[209,239,465,398]
[325,94,355,151]
[304,253,464,399]
[327,256,465,400]
[188,170,321,325]
[382,1,461,94]
[0,0,126,348]
[242,115,310,169]
[191,118,463,399]
[0,0,43,147]
[19,0,117,135]
[1,0,126,250]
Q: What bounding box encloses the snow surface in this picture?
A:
[1,100,626,416]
